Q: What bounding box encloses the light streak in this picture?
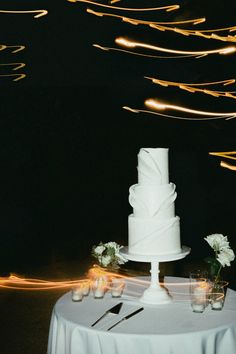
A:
[0,9,48,18]
[115,37,236,58]
[220,161,236,170]
[123,103,236,121]
[145,76,236,100]
[67,0,180,13]
[93,43,197,59]
[86,8,205,26]
[0,45,25,53]
[0,266,137,291]
[150,24,236,43]
[0,266,224,302]
[209,151,236,161]
[0,73,26,81]
[209,151,236,170]
[0,274,87,291]
[0,63,25,70]
[145,98,236,119]
[85,8,236,44]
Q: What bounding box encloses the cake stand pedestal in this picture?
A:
[120,246,191,305]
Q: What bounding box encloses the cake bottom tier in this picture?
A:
[128,215,181,256]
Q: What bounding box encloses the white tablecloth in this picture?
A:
[47,277,236,354]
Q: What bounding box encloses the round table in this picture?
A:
[47,276,236,354]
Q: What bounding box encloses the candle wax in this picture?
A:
[192,303,205,312]
[212,301,223,310]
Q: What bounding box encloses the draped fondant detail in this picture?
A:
[137,148,169,185]
[128,216,181,256]
[129,183,176,218]
[128,147,181,256]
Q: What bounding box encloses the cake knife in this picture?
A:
[91,302,123,327]
[107,307,144,331]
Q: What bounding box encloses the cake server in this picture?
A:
[107,306,144,331]
[91,302,123,327]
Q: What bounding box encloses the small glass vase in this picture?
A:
[210,280,227,311]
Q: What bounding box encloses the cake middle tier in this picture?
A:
[128,215,181,256]
[129,183,176,219]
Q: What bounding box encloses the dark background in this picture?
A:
[0,0,236,286]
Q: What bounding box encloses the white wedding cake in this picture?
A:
[128,148,181,256]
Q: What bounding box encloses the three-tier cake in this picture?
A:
[128,148,181,256]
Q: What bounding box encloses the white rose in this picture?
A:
[217,248,235,267]
[94,245,105,255]
[105,242,119,251]
[101,255,112,267]
[204,234,229,252]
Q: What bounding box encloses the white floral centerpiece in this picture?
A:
[92,241,127,269]
[204,233,235,281]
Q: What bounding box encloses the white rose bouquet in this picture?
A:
[92,241,127,269]
[204,233,235,281]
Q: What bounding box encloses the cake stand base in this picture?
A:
[120,246,191,305]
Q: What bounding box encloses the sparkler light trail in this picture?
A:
[145,76,236,100]
[0,63,25,70]
[86,8,205,26]
[0,45,25,53]
[75,3,236,44]
[209,151,236,170]
[0,9,48,18]
[0,267,225,303]
[220,161,236,171]
[123,99,236,121]
[0,73,26,81]
[0,274,88,291]
[149,23,236,43]
[145,98,236,120]
[67,0,180,13]
[93,43,197,59]
[115,37,236,58]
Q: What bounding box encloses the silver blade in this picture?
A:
[91,302,123,327]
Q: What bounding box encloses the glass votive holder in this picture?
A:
[211,281,226,311]
[189,270,208,313]
[110,278,125,298]
[81,280,90,296]
[71,285,83,302]
[191,297,207,313]
[92,278,107,299]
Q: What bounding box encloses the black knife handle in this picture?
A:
[107,307,144,331]
[125,307,144,320]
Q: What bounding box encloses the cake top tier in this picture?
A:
[137,148,169,185]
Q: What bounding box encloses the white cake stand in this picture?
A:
[120,246,191,305]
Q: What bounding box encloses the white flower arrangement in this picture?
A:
[92,241,127,268]
[204,233,235,280]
